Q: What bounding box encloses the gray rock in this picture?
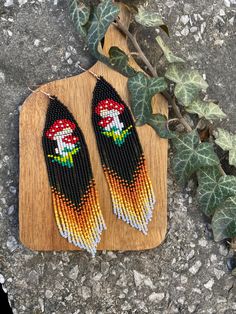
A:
[0,274,5,284]
[28,270,39,285]
[7,205,15,215]
[81,286,91,300]
[6,236,18,252]
[69,265,79,280]
[4,0,13,7]
[45,290,53,299]
[204,278,215,290]
[189,261,202,275]
[133,270,155,289]
[148,292,165,303]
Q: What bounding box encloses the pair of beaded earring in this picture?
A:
[42,73,156,256]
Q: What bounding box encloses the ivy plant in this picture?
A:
[69,0,236,273]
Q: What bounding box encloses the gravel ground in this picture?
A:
[0,1,235,313]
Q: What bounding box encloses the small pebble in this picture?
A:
[45,290,53,299]
[9,186,16,194]
[148,292,165,303]
[4,0,13,6]
[189,261,202,275]
[180,15,189,25]
[34,39,40,47]
[81,286,91,300]
[204,278,214,290]
[7,236,18,252]
[0,72,5,83]
[69,265,79,280]
[0,274,5,284]
[181,26,190,36]
[224,0,231,6]
[7,205,15,215]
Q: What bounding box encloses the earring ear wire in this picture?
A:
[77,64,101,80]
[28,87,55,100]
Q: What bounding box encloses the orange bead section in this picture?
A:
[51,181,106,256]
[103,155,155,234]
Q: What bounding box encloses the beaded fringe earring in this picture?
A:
[92,77,156,234]
[42,96,106,256]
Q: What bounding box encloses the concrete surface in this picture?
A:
[0,0,235,313]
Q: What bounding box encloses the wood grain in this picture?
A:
[19,4,168,251]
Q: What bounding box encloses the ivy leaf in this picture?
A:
[172,131,219,184]
[215,128,236,167]
[174,82,200,105]
[128,72,167,125]
[156,36,185,63]
[197,166,236,216]
[109,46,137,77]
[229,150,236,168]
[165,64,209,105]
[147,114,175,139]
[215,128,234,151]
[212,197,236,241]
[165,64,185,83]
[135,6,164,27]
[69,0,90,37]
[186,99,226,121]
[87,0,119,60]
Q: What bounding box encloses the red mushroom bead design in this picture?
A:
[96,99,125,134]
[46,119,79,156]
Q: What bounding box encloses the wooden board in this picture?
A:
[19,4,168,251]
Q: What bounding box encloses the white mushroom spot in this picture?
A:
[59,121,63,123]
[56,126,59,128]
[66,124,69,126]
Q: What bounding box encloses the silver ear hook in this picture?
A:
[28,87,55,100]
[77,64,101,80]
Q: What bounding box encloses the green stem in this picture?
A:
[114,18,157,77]
[165,93,192,132]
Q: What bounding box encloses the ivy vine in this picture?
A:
[69,0,236,273]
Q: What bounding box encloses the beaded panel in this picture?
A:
[92,77,156,234]
[42,97,106,256]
